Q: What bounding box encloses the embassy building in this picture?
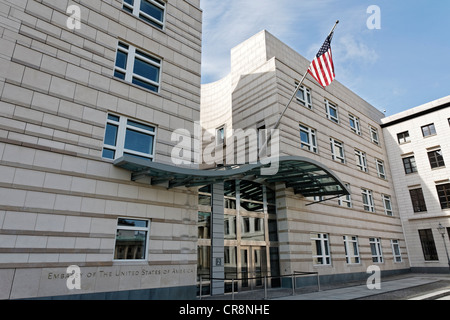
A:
[0,1,446,300]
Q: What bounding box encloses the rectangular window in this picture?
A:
[295,85,312,109]
[123,0,166,29]
[402,155,417,174]
[114,218,150,260]
[418,229,438,261]
[299,124,318,153]
[311,233,331,265]
[362,188,375,212]
[216,126,225,146]
[436,183,450,209]
[325,100,339,123]
[330,138,345,163]
[382,194,393,216]
[102,114,156,160]
[114,41,161,92]
[376,159,386,179]
[369,237,383,263]
[355,149,368,172]
[421,123,436,137]
[349,114,361,135]
[397,131,410,144]
[343,235,360,264]
[338,183,352,208]
[198,212,211,239]
[409,188,427,212]
[428,149,445,169]
[370,126,379,145]
[391,239,402,263]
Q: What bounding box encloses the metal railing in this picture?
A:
[198,271,320,300]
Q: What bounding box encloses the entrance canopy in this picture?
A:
[114,155,349,198]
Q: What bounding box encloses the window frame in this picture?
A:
[391,239,402,263]
[114,217,150,261]
[362,188,375,212]
[369,237,384,263]
[330,138,345,163]
[402,155,417,174]
[343,235,360,264]
[375,158,386,179]
[421,123,437,137]
[436,183,450,209]
[369,126,379,145]
[382,194,393,216]
[325,99,339,123]
[355,149,368,172]
[299,124,318,153]
[295,84,312,109]
[102,113,157,161]
[418,229,439,261]
[397,131,411,144]
[114,41,162,93]
[409,188,427,213]
[427,149,445,169]
[338,183,352,208]
[122,0,166,30]
[311,233,331,266]
[349,114,361,135]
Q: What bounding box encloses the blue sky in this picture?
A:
[200,0,450,116]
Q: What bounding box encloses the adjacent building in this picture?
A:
[381,97,450,272]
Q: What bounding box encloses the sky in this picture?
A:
[200,0,450,116]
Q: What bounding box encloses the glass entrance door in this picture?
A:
[239,246,267,290]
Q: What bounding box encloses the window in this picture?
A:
[409,188,427,212]
[114,218,150,260]
[338,183,352,208]
[216,126,225,146]
[114,42,161,92]
[362,188,375,212]
[330,138,345,163]
[421,123,436,137]
[343,235,360,264]
[325,100,339,123]
[418,229,438,261]
[198,212,211,239]
[436,183,450,209]
[257,123,266,150]
[391,240,402,262]
[397,131,410,144]
[382,194,393,216]
[122,0,166,29]
[295,85,312,109]
[311,233,331,265]
[369,238,383,263]
[370,126,379,145]
[428,149,445,169]
[300,124,317,153]
[355,149,367,172]
[349,114,361,135]
[376,159,386,179]
[402,155,417,174]
[102,114,156,160]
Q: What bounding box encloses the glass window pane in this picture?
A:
[127,120,155,132]
[132,77,158,92]
[125,128,154,155]
[118,218,148,228]
[115,50,128,69]
[108,114,120,122]
[134,58,160,82]
[140,0,164,22]
[104,123,118,146]
[115,230,147,260]
[102,148,115,159]
[114,70,126,80]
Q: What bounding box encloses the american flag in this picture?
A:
[308,32,335,87]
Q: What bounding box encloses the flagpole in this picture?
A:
[259,20,339,159]
[273,20,339,131]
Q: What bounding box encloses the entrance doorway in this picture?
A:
[240,246,267,290]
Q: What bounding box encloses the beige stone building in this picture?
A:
[381,97,450,272]
[199,30,409,294]
[0,0,202,299]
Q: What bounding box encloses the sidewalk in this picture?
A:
[273,275,443,300]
